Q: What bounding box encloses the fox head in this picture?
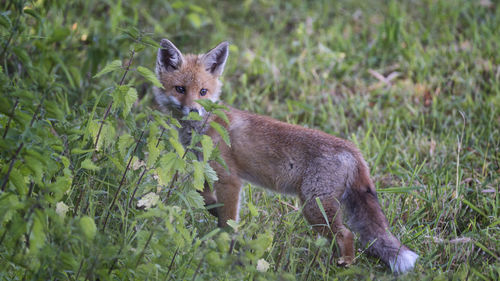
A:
[154,39,229,117]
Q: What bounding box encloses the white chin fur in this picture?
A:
[390,249,418,274]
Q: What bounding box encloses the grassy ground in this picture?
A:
[0,0,498,280]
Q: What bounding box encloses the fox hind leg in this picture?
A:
[301,193,355,266]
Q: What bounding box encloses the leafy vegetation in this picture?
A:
[0,0,498,280]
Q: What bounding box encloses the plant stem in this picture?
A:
[127,126,164,210]
[164,113,212,202]
[0,6,21,61]
[3,98,19,139]
[101,119,149,230]
[1,143,24,191]
[74,259,84,281]
[30,95,46,126]
[191,256,205,281]
[165,247,179,278]
[94,49,135,150]
[135,229,155,268]
[128,167,147,209]
[107,244,124,274]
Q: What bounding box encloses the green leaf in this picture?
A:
[70,148,95,155]
[210,121,231,147]
[169,137,185,157]
[123,87,138,117]
[137,66,163,88]
[48,27,70,43]
[185,111,203,121]
[147,136,162,167]
[118,134,134,158]
[213,109,230,124]
[204,162,218,184]
[196,99,217,112]
[187,13,202,28]
[0,194,23,224]
[146,124,160,167]
[248,201,259,217]
[0,96,11,115]
[0,13,11,28]
[315,197,330,228]
[23,8,41,21]
[192,161,205,191]
[189,4,206,14]
[185,190,205,209]
[124,26,139,39]
[30,215,46,254]
[159,152,185,172]
[206,251,223,267]
[45,100,65,120]
[141,36,161,48]
[200,228,220,241]
[25,156,43,184]
[48,175,72,201]
[377,186,423,193]
[93,60,122,78]
[25,149,48,166]
[60,252,78,271]
[79,216,97,240]
[133,43,146,53]
[9,168,27,196]
[111,85,129,113]
[108,154,125,172]
[100,123,116,150]
[250,231,273,259]
[60,156,70,169]
[315,237,328,247]
[157,152,185,185]
[201,135,214,162]
[171,1,187,9]
[12,48,31,67]
[226,220,241,232]
[81,158,100,171]
[216,232,231,252]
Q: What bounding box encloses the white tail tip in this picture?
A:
[390,249,418,274]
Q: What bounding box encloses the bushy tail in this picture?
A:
[360,225,419,273]
[342,176,418,273]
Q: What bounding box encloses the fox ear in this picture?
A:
[201,41,229,76]
[157,39,183,74]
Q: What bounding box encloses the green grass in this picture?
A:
[0,0,499,280]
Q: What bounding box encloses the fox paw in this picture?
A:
[337,257,354,267]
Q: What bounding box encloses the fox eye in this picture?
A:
[175,86,186,94]
[200,88,208,96]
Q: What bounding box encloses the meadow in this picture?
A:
[0,0,498,280]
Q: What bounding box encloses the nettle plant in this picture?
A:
[0,5,248,276]
[0,4,277,276]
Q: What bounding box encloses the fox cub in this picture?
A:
[154,39,418,273]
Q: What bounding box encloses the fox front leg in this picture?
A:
[213,174,242,228]
[200,182,218,218]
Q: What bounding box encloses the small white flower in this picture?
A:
[137,192,159,210]
[56,202,69,217]
[132,158,146,171]
[256,259,269,272]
